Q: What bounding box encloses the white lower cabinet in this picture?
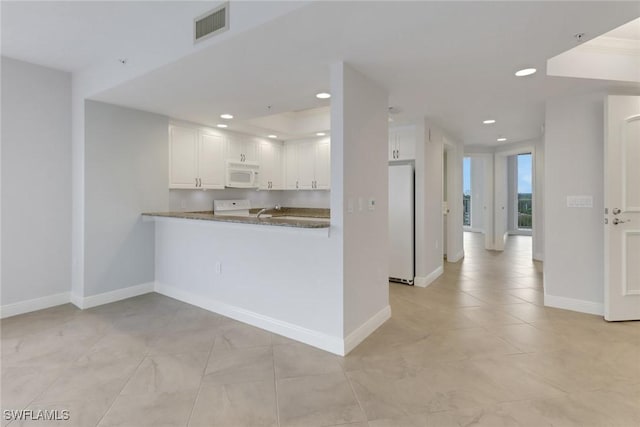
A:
[169,124,225,189]
[258,140,284,190]
[284,138,331,190]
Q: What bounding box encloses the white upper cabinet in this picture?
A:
[284,138,331,190]
[169,124,226,189]
[169,125,199,189]
[258,140,284,190]
[284,143,299,190]
[198,131,226,189]
[227,136,257,163]
[389,125,415,161]
[314,140,331,189]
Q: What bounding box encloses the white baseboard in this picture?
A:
[446,250,464,263]
[0,292,71,319]
[344,305,391,355]
[464,228,484,233]
[71,282,155,309]
[544,293,604,316]
[414,265,444,288]
[533,252,544,262]
[155,282,347,355]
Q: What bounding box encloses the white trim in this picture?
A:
[544,293,604,316]
[71,282,155,309]
[533,252,544,262]
[414,265,443,288]
[154,282,346,355]
[446,250,464,263]
[464,227,484,233]
[0,292,70,319]
[344,305,391,355]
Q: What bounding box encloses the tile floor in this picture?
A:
[2,233,639,426]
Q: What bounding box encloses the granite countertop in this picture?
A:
[142,207,330,229]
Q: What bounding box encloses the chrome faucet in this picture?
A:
[256,204,281,219]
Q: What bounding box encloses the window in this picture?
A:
[463,157,471,227]
[517,153,532,229]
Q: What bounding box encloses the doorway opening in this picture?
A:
[507,152,533,237]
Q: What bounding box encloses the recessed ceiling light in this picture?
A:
[497,137,507,142]
[268,134,277,139]
[217,124,228,128]
[483,119,496,124]
[316,132,326,136]
[515,68,537,77]
[316,92,331,99]
[220,114,233,119]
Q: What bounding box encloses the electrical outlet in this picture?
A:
[358,197,364,212]
[215,262,221,274]
[347,198,354,213]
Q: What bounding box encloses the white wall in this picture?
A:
[544,92,606,308]
[445,137,464,262]
[1,57,72,306]
[84,101,169,297]
[470,157,485,231]
[332,62,390,337]
[415,121,445,283]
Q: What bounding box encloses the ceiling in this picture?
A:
[3,1,639,145]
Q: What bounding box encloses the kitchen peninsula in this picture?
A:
[142,206,344,353]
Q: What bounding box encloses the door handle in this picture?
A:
[612,208,621,215]
[613,218,630,225]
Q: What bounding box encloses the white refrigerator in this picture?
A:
[389,163,414,285]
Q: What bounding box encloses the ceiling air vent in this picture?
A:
[194,3,229,43]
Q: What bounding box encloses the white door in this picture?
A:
[198,132,225,189]
[169,125,198,189]
[605,95,640,321]
[314,140,331,190]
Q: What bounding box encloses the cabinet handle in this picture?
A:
[195,178,198,187]
[296,181,299,189]
[199,178,202,187]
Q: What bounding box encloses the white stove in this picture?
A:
[213,199,251,217]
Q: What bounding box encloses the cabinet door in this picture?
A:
[243,140,258,162]
[314,140,331,189]
[388,130,397,161]
[258,141,273,190]
[297,141,316,190]
[284,143,299,189]
[395,126,415,160]
[169,125,198,189]
[226,136,244,163]
[270,142,284,190]
[198,132,226,189]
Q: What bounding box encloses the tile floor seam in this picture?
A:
[342,368,366,419]
[93,351,148,427]
[185,333,219,427]
[272,340,282,427]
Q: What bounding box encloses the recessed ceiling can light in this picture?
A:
[497,137,507,142]
[268,134,277,139]
[220,114,233,119]
[515,68,537,77]
[217,124,228,128]
[316,132,326,136]
[316,92,331,99]
[483,119,496,124]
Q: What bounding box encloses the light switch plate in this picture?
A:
[368,198,376,211]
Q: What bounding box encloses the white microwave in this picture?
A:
[225,160,260,188]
